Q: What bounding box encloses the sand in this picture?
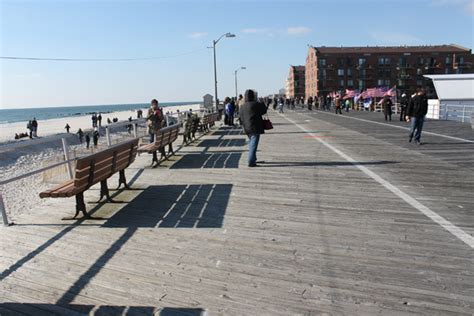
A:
[0,103,203,222]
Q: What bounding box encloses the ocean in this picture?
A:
[0,102,201,124]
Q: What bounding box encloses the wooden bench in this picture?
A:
[39,138,139,219]
[137,124,180,166]
[199,112,219,132]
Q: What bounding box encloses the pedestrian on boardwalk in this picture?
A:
[137,109,143,119]
[65,124,71,133]
[406,88,428,145]
[227,98,236,126]
[146,99,164,143]
[92,128,100,147]
[85,134,91,149]
[382,96,393,121]
[239,89,267,167]
[272,96,277,110]
[98,113,102,127]
[335,96,342,114]
[77,128,84,143]
[399,93,408,121]
[224,97,231,126]
[308,96,313,111]
[344,99,351,112]
[278,96,284,113]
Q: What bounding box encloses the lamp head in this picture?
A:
[226,33,236,38]
[241,67,246,70]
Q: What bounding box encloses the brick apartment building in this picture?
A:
[305,44,474,99]
[286,65,305,99]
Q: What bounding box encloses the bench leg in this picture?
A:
[117,169,130,189]
[160,147,167,160]
[62,193,90,220]
[96,180,115,203]
[168,143,174,155]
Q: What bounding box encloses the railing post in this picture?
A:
[132,123,138,138]
[0,193,10,226]
[462,105,465,123]
[61,137,74,180]
[166,114,170,127]
[105,126,111,147]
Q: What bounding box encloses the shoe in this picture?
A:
[409,138,412,143]
[256,160,265,164]
[248,164,258,167]
[416,141,422,146]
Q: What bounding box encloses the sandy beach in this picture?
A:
[0,103,202,222]
[0,103,202,144]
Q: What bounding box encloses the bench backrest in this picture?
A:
[74,138,139,191]
[153,124,180,148]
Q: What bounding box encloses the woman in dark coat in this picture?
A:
[239,89,267,167]
[382,96,393,121]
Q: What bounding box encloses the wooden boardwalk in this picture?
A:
[1,109,473,315]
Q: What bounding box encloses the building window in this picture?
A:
[347,68,352,77]
[416,79,423,87]
[377,79,384,86]
[378,57,385,65]
[359,58,366,66]
[399,57,407,67]
[418,57,425,65]
[347,79,354,87]
[337,69,345,76]
[339,80,345,87]
[445,68,450,74]
[445,56,452,64]
[359,69,366,77]
[358,80,365,90]
[385,58,391,65]
[338,58,345,66]
[459,56,465,64]
[385,79,391,86]
[319,59,327,67]
[417,68,423,75]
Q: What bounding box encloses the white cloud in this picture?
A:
[188,32,208,39]
[431,0,474,15]
[286,26,311,36]
[465,0,474,14]
[370,31,422,45]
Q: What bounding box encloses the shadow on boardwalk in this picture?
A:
[170,153,241,169]
[103,184,232,228]
[0,303,205,315]
[258,160,398,168]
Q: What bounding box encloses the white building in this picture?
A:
[424,74,474,125]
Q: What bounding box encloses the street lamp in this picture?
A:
[234,66,246,100]
[212,32,236,112]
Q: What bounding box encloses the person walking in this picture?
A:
[85,134,91,149]
[65,123,71,133]
[92,128,100,147]
[146,99,164,143]
[344,99,351,112]
[406,88,428,145]
[308,96,313,111]
[224,97,231,126]
[239,89,267,167]
[335,96,342,114]
[382,96,393,121]
[77,128,84,143]
[278,96,284,113]
[399,93,408,121]
[27,120,32,139]
[97,113,102,127]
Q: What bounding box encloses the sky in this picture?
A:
[1,0,473,109]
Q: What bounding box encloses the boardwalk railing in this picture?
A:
[0,108,219,226]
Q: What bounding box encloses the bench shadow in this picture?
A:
[170,153,241,169]
[102,184,233,228]
[197,138,246,147]
[0,303,205,316]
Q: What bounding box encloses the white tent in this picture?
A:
[424,74,474,124]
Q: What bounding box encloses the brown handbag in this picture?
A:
[262,115,273,130]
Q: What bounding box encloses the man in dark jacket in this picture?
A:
[406,88,428,145]
[399,93,409,121]
[239,89,267,167]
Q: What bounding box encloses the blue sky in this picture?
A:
[1,0,473,108]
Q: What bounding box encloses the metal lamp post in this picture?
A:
[234,66,246,100]
[212,32,236,112]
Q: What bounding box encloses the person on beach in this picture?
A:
[92,128,100,147]
[399,93,408,122]
[27,120,32,138]
[91,114,97,128]
[31,118,38,137]
[239,89,267,167]
[98,113,102,127]
[65,124,71,133]
[77,128,84,143]
[382,96,393,121]
[406,88,428,145]
[137,109,143,119]
[146,99,164,143]
[85,134,91,149]
[107,118,112,124]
